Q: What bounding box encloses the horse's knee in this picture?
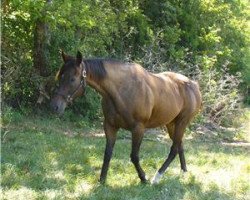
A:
[163,144,178,162]
[130,153,139,164]
[170,144,179,156]
[178,143,184,153]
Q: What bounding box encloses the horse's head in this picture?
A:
[50,51,86,115]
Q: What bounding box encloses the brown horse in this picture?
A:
[50,51,202,184]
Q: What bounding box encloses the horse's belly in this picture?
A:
[145,104,182,128]
[146,114,174,128]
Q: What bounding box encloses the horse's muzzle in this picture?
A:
[50,96,67,115]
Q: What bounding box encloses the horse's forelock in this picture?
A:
[56,59,76,80]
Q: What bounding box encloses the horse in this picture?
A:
[50,51,202,184]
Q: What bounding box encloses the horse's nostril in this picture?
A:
[50,101,59,112]
[54,105,59,112]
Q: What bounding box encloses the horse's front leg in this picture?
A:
[99,121,118,184]
[130,123,147,183]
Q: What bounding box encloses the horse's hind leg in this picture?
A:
[151,117,189,184]
[165,122,187,171]
[178,141,187,172]
[130,123,147,183]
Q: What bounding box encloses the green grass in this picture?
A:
[1,110,250,200]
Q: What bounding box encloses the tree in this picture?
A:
[33,0,52,77]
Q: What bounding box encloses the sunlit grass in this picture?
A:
[1,112,250,200]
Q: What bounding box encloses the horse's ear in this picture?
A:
[55,70,60,81]
[61,50,69,63]
[76,51,83,65]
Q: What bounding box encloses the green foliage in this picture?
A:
[2,0,249,124]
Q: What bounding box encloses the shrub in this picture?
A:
[2,0,248,127]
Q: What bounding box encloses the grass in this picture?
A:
[1,109,250,200]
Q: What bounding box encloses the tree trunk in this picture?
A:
[2,0,10,14]
[33,0,52,77]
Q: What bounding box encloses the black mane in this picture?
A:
[58,58,109,82]
[83,59,107,82]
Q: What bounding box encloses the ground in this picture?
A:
[1,110,250,200]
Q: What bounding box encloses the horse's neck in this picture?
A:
[86,76,106,95]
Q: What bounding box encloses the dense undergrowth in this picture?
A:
[2,0,250,128]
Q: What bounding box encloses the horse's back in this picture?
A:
[102,61,201,129]
[160,72,202,119]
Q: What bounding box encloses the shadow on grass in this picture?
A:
[77,175,235,200]
[1,128,104,192]
[139,127,249,160]
[1,120,247,199]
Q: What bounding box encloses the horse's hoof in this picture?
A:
[151,172,162,184]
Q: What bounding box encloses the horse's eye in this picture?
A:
[70,78,75,82]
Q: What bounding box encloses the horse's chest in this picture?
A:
[102,97,129,128]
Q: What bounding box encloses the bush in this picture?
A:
[71,87,102,121]
[2,0,249,127]
[136,33,244,127]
